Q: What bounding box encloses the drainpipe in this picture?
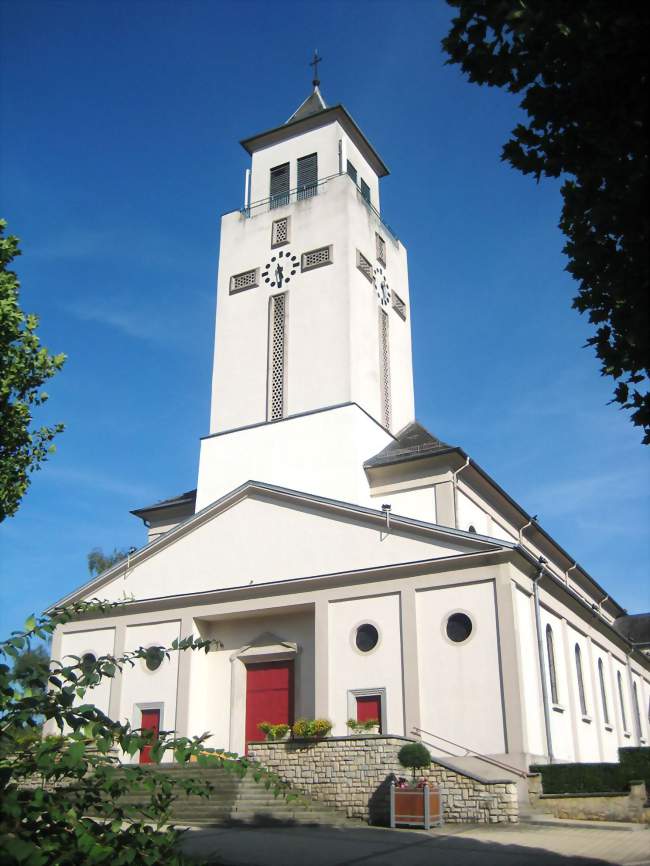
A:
[625,650,641,744]
[564,562,578,588]
[451,456,470,529]
[533,557,554,763]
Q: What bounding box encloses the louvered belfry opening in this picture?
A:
[268,293,287,420]
[270,162,290,209]
[379,308,391,429]
[297,153,318,200]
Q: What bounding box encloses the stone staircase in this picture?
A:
[118,763,354,827]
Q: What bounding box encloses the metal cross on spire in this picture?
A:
[310,50,323,88]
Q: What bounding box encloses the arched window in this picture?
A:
[575,644,588,716]
[545,625,559,705]
[617,671,628,732]
[598,658,610,725]
[632,682,642,740]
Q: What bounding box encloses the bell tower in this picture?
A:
[196,79,415,511]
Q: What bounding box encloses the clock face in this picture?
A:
[374,266,390,308]
[262,250,299,289]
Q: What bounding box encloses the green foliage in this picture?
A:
[398,742,432,780]
[0,220,66,521]
[87,548,132,577]
[531,747,650,794]
[443,2,649,442]
[291,718,333,738]
[0,601,242,865]
[347,718,379,731]
[257,722,290,741]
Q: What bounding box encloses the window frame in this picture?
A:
[270,162,290,210]
[598,657,611,726]
[574,643,589,718]
[545,624,559,706]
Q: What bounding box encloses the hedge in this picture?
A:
[531,747,650,795]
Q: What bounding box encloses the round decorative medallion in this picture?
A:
[262,250,299,289]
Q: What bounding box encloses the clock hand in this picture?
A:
[275,263,284,287]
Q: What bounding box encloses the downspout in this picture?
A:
[451,456,470,529]
[625,650,641,744]
[533,557,554,763]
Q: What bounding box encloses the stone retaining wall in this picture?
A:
[528,774,650,823]
[249,736,518,825]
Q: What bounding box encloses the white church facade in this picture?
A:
[48,83,650,771]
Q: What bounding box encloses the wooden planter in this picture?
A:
[390,782,443,829]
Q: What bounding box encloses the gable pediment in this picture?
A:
[56,482,506,607]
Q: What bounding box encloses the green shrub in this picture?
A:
[531,747,650,795]
[398,742,431,781]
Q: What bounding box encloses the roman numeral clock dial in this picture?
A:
[262,250,299,289]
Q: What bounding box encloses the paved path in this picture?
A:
[180,821,650,866]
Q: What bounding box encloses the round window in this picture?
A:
[145,646,165,671]
[446,613,473,643]
[81,652,96,673]
[355,624,379,653]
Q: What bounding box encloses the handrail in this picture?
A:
[412,727,528,779]
[240,171,399,242]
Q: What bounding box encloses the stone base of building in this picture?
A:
[249,735,519,824]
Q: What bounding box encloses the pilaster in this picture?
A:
[314,598,329,718]
[174,615,196,740]
[400,586,420,736]
[494,567,526,760]
[107,622,126,721]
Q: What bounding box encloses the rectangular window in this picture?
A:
[271,216,290,248]
[391,291,407,320]
[360,178,371,204]
[297,153,318,200]
[301,245,332,272]
[379,309,391,429]
[347,160,357,184]
[230,268,259,294]
[376,233,386,266]
[270,162,290,209]
[268,293,287,421]
[356,250,374,283]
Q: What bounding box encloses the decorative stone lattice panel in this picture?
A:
[272,217,290,248]
[376,233,386,266]
[230,268,258,294]
[301,245,332,272]
[249,737,519,825]
[379,309,391,429]
[356,250,374,283]
[268,293,287,420]
[392,291,407,321]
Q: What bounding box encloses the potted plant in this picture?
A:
[391,742,441,829]
[291,718,333,739]
[258,721,290,741]
[347,718,380,736]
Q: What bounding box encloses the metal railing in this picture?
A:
[412,727,528,779]
[240,171,398,241]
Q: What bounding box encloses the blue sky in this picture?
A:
[1,0,648,639]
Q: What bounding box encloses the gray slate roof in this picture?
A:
[364,421,453,469]
[613,613,650,647]
[131,488,196,518]
[286,86,327,124]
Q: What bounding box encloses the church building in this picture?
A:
[48,78,650,773]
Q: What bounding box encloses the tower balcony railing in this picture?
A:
[240,171,398,241]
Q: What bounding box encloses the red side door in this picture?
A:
[245,660,294,750]
[139,708,160,764]
[356,694,382,732]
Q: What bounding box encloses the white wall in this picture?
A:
[59,627,115,716]
[565,624,601,761]
[513,587,546,757]
[93,493,486,604]
[416,581,506,756]
[197,404,391,512]
[328,592,403,736]
[119,620,181,761]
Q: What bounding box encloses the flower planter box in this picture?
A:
[390,782,443,829]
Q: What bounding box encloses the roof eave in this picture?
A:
[240,105,389,178]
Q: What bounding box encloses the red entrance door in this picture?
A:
[139,708,160,764]
[245,660,294,749]
[356,694,382,732]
